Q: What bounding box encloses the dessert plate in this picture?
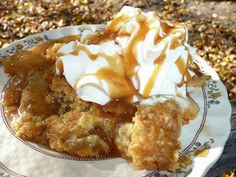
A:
[0,25,231,177]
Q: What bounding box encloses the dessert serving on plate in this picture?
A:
[1,6,208,171]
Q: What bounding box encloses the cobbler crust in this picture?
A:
[116,100,181,170]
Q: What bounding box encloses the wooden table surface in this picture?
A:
[206,99,236,176]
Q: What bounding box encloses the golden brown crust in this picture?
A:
[10,113,48,145]
[116,100,181,171]
[45,108,114,157]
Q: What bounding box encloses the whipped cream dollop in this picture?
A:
[55,6,197,105]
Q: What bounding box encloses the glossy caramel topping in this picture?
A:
[2,51,52,75]
[175,57,189,87]
[175,57,185,75]
[31,35,81,56]
[107,14,150,77]
[72,44,97,60]
[154,43,168,65]
[107,15,129,32]
[87,30,117,44]
[18,71,59,117]
[72,44,120,66]
[142,64,162,98]
[185,53,193,81]
[143,43,169,98]
[175,50,193,87]
[169,33,185,50]
[160,21,172,35]
[1,40,67,118]
[55,35,81,43]
[95,68,136,99]
[154,23,173,45]
[102,99,137,122]
[122,15,149,77]
[56,59,64,74]
[3,74,27,107]
[170,38,181,50]
[152,27,161,45]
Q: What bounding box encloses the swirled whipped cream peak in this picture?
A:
[55,6,197,106]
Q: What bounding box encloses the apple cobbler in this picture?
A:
[0,6,204,171]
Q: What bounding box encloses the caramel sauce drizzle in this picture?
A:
[170,38,181,50]
[55,35,81,43]
[143,43,168,98]
[72,44,96,60]
[142,64,162,98]
[176,58,185,87]
[170,33,185,50]
[56,59,64,74]
[87,30,117,45]
[154,22,173,45]
[122,15,149,77]
[154,23,186,48]
[145,23,188,96]
[143,22,187,97]
[72,43,124,68]
[95,68,136,100]
[107,15,129,32]
[154,43,168,65]
[176,54,192,87]
[160,21,172,35]
[30,35,81,56]
[185,53,193,81]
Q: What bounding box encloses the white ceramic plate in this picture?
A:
[0,25,232,177]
